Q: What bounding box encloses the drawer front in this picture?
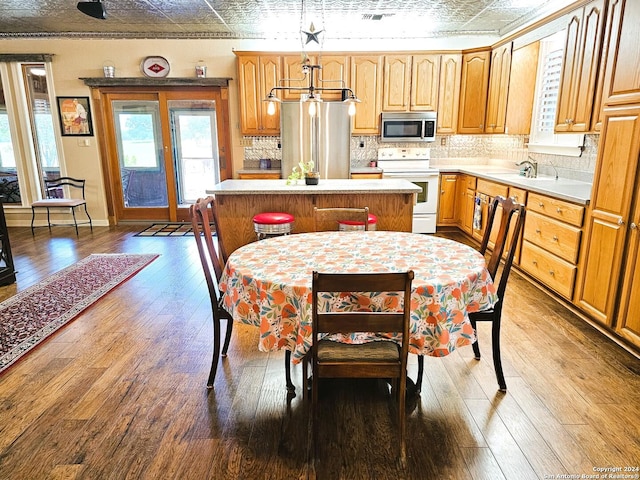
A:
[508,186,527,205]
[523,211,582,263]
[520,240,576,299]
[351,173,383,179]
[463,175,477,190]
[238,172,281,179]
[527,192,585,227]
[477,178,509,198]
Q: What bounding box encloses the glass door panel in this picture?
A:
[113,100,168,209]
[168,100,219,205]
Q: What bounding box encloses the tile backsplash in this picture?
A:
[242,133,598,182]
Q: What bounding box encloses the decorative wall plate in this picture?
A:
[141,56,170,78]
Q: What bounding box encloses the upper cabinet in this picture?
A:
[351,55,384,134]
[597,0,640,107]
[237,54,282,135]
[505,41,540,135]
[382,54,440,112]
[458,49,491,134]
[317,55,350,101]
[411,54,440,111]
[281,54,349,101]
[437,54,462,134]
[382,55,412,111]
[485,42,512,134]
[555,0,606,133]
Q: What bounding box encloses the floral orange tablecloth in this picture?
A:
[219,231,497,364]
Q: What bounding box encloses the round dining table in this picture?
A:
[219,230,498,364]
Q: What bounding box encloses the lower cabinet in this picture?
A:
[437,174,458,225]
[519,192,584,300]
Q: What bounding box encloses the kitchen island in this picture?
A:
[206,179,421,255]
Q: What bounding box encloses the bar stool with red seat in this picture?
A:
[253,212,295,240]
[338,213,378,231]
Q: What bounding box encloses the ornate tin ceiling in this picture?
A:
[0,0,578,40]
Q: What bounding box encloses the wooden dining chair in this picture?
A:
[190,196,234,389]
[416,195,525,392]
[309,270,414,463]
[313,206,369,232]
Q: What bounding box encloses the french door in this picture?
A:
[102,89,228,222]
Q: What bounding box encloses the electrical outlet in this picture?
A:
[240,138,253,147]
[440,137,447,146]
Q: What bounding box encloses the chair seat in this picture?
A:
[317,339,399,362]
[338,213,377,231]
[32,198,86,208]
[252,212,295,224]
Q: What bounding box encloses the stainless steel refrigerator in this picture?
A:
[280,101,351,179]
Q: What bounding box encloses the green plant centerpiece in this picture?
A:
[286,160,319,185]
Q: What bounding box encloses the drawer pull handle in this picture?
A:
[556,208,562,213]
[535,229,541,234]
[553,235,559,242]
[532,260,538,266]
[549,270,555,276]
[618,218,625,226]
[631,223,638,230]
[538,202,544,208]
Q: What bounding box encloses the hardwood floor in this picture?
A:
[0,225,638,479]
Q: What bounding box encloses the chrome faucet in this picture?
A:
[515,158,538,178]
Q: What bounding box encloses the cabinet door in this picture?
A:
[438,174,457,225]
[411,54,440,111]
[598,0,640,107]
[237,55,281,135]
[351,55,384,134]
[318,55,350,100]
[437,54,462,134]
[485,42,512,133]
[282,54,316,101]
[458,50,491,134]
[576,104,640,324]
[383,55,411,111]
[555,0,605,133]
[616,193,640,347]
[506,41,540,135]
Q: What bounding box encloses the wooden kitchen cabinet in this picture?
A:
[506,41,540,135]
[595,0,640,111]
[458,49,491,134]
[437,54,462,134]
[576,104,640,328]
[554,0,605,133]
[485,42,512,134]
[382,55,412,111]
[351,172,382,179]
[238,172,281,179]
[520,192,584,300]
[350,55,384,134]
[281,54,349,101]
[437,174,458,225]
[455,174,476,234]
[473,178,508,242]
[237,54,282,135]
[383,54,440,112]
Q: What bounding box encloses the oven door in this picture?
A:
[382,172,439,233]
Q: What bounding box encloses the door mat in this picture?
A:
[135,223,213,237]
[0,253,159,375]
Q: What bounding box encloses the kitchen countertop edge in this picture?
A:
[207,178,421,195]
[437,165,592,205]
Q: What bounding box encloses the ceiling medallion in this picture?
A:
[141,56,170,78]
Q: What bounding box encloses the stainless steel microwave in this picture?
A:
[380,112,437,142]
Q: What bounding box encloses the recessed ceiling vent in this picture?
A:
[361,13,395,21]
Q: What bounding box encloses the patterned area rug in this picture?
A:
[135,223,200,237]
[0,253,158,374]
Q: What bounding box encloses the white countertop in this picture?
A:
[437,165,592,205]
[207,178,421,195]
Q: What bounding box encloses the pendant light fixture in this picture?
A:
[263,0,359,117]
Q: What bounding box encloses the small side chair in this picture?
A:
[31,177,92,235]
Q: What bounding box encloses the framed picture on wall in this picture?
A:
[56,96,93,136]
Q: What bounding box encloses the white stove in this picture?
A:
[377,147,439,234]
